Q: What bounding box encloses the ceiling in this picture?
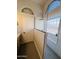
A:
[17,0,53,18]
[31,0,47,9]
[29,0,54,11]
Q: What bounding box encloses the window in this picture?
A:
[35,19,44,31]
[48,0,60,13]
[46,0,61,44]
[47,17,60,35]
[47,0,61,35]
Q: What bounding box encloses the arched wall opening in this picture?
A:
[17,8,35,42]
[17,7,45,59]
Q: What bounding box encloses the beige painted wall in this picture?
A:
[34,29,45,59]
[17,12,23,31]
